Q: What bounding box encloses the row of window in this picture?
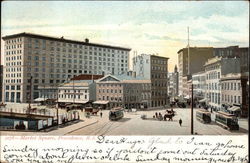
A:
[152,66,167,71]
[5,73,22,78]
[205,64,220,72]
[5,79,22,83]
[207,92,221,105]
[5,61,22,66]
[6,55,22,61]
[5,85,21,90]
[206,71,220,80]
[221,82,241,91]
[5,38,22,44]
[6,44,22,50]
[58,94,88,100]
[28,50,128,60]
[207,83,220,91]
[6,67,22,72]
[5,50,22,55]
[98,89,122,94]
[152,59,167,65]
[27,38,127,54]
[5,92,21,103]
[222,94,241,104]
[98,96,122,102]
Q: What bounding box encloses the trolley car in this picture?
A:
[196,109,211,123]
[215,111,239,130]
[109,107,124,121]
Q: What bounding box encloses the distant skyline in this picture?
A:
[1,1,249,71]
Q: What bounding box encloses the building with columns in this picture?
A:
[2,33,130,103]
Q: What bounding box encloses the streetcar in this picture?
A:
[196,109,211,123]
[215,111,239,130]
[109,107,124,121]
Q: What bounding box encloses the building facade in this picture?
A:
[213,46,249,74]
[2,33,131,103]
[221,73,248,117]
[95,74,151,109]
[177,47,214,96]
[168,65,179,98]
[204,57,241,111]
[133,54,169,107]
[192,71,206,100]
[0,65,3,102]
[57,81,91,104]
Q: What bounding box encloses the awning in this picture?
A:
[93,100,109,104]
[34,98,48,102]
[66,104,82,109]
[199,99,207,103]
[228,106,241,112]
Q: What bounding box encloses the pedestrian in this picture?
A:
[100,112,103,118]
[155,112,158,119]
[179,118,182,126]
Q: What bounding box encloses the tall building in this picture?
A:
[133,54,169,107]
[213,46,249,75]
[177,47,214,96]
[192,71,206,101]
[0,65,3,102]
[2,32,131,103]
[168,65,179,97]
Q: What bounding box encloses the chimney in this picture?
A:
[85,38,89,43]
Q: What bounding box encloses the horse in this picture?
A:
[164,113,174,121]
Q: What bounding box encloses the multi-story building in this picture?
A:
[177,47,214,96]
[2,32,131,103]
[133,54,169,107]
[168,65,179,98]
[95,74,151,109]
[0,65,3,102]
[57,80,91,104]
[38,74,103,104]
[204,57,241,111]
[221,73,248,117]
[192,71,206,101]
[213,46,249,75]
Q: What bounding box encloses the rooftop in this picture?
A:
[2,32,131,51]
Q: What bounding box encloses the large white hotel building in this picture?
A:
[2,33,131,103]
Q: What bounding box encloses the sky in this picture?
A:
[1,1,249,72]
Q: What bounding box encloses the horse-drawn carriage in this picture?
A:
[0,103,6,108]
[84,107,100,117]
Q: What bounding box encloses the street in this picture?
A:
[1,106,248,136]
[67,108,248,135]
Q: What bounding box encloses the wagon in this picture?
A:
[84,107,100,116]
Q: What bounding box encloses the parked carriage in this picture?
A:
[84,107,99,116]
[196,109,211,123]
[109,107,124,121]
[215,111,239,130]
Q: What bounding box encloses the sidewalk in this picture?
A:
[0,117,99,136]
[43,118,98,135]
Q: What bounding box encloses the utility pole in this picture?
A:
[187,27,190,75]
[73,79,75,104]
[191,84,194,135]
